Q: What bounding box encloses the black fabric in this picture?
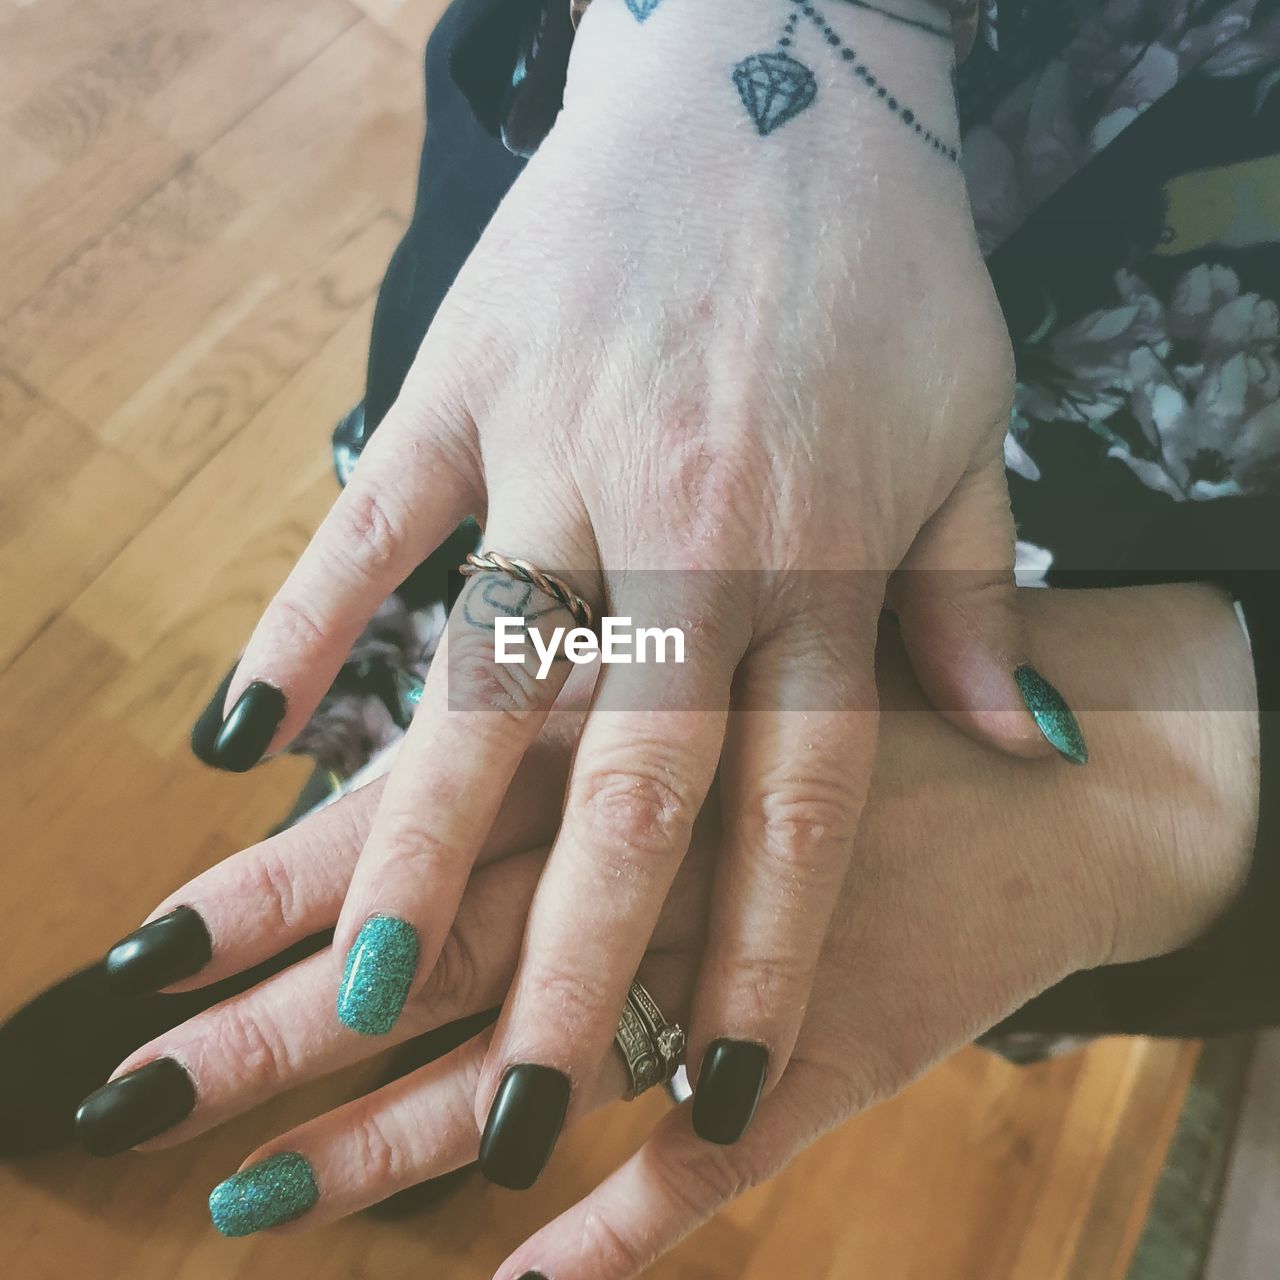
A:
[363,0,526,432]
[447,0,539,139]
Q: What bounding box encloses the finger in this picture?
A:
[495,1069,829,1280]
[108,781,381,995]
[202,944,697,1236]
[890,454,1087,764]
[206,371,481,772]
[104,695,586,998]
[686,620,874,1145]
[330,526,597,1039]
[79,848,549,1156]
[205,1034,494,1236]
[475,604,739,1190]
[202,1018,625,1239]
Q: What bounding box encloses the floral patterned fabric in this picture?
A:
[962,1,1280,253]
[1009,262,1279,502]
[961,1,1280,570]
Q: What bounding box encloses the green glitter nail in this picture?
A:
[209,1151,318,1238]
[1014,664,1088,765]
[337,914,420,1036]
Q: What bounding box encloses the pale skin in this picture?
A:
[121,584,1259,1278]
[217,0,1063,1157]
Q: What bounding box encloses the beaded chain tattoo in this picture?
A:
[622,0,958,161]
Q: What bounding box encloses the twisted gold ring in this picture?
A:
[459,550,595,630]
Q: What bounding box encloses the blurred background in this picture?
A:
[0,0,1259,1275]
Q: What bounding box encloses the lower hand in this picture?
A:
[88,584,1257,1276]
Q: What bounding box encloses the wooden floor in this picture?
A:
[0,0,1198,1275]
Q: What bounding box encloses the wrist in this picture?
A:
[868,584,1259,985]
[1020,584,1259,966]
[559,0,961,177]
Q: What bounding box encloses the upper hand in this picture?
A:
[211,0,1072,1170]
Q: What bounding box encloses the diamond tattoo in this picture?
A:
[625,0,664,21]
[732,52,818,136]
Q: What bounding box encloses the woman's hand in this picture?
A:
[213,0,1077,1169]
[92,584,1259,1274]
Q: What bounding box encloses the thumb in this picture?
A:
[889,456,1088,765]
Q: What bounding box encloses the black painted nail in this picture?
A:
[75,1058,196,1156]
[190,665,235,765]
[693,1039,768,1145]
[104,906,212,996]
[204,680,286,773]
[517,1273,549,1279]
[479,1064,570,1190]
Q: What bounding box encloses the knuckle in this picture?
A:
[798,1046,904,1126]
[329,485,403,578]
[238,843,299,934]
[654,1140,757,1219]
[373,814,466,883]
[581,1205,649,1276]
[650,429,772,555]
[578,765,697,861]
[831,1058,894,1124]
[528,962,614,1032]
[347,1108,409,1186]
[449,637,548,723]
[424,925,480,1013]
[210,1002,294,1090]
[752,785,857,882]
[729,950,810,1017]
[269,594,328,654]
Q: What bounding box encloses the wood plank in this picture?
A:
[2,23,420,490]
[1202,1030,1280,1279]
[0,0,164,114]
[0,368,167,666]
[0,0,357,318]
[71,209,402,489]
[0,610,312,1007]
[350,0,451,54]
[1064,1040,1200,1280]
[1125,1034,1254,1280]
[66,302,372,719]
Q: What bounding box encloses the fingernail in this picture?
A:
[190,665,235,764]
[337,915,420,1036]
[209,1151,318,1237]
[75,1058,196,1156]
[518,1273,549,1279]
[693,1039,768,1145]
[104,906,212,995]
[479,1064,571,1190]
[206,681,286,773]
[1014,664,1088,765]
